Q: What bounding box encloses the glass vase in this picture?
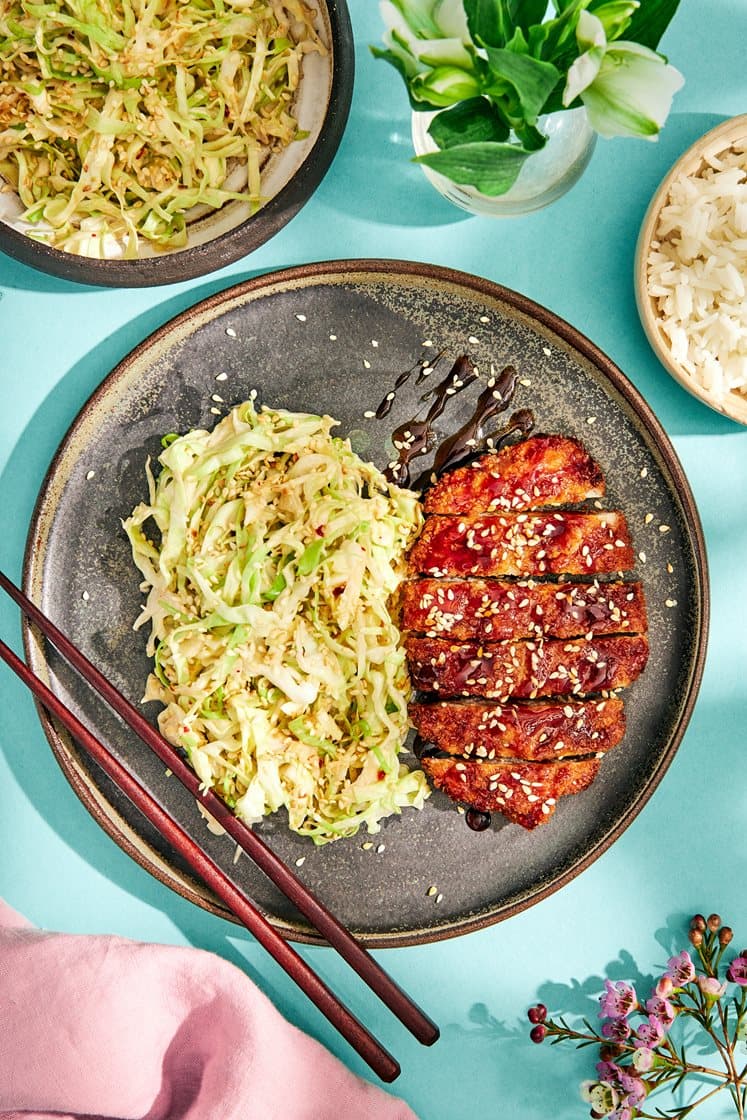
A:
[411,106,597,217]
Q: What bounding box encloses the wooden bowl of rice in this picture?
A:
[635,114,747,426]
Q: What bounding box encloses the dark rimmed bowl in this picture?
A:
[0,1,353,288]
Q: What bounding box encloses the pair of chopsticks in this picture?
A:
[0,569,439,1082]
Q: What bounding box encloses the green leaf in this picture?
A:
[514,0,551,29]
[528,0,586,62]
[414,139,532,195]
[624,0,681,50]
[513,119,547,149]
[483,45,561,121]
[463,0,513,48]
[428,97,511,148]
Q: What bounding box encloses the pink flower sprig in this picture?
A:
[528,912,747,1119]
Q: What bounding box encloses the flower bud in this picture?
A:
[690,914,707,932]
[697,975,726,1002]
[718,926,733,947]
[707,913,721,931]
[411,65,481,108]
[688,928,703,948]
[530,1023,547,1043]
[655,975,674,998]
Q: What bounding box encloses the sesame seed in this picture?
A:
[371,339,379,347]
[363,359,371,369]
[436,893,444,904]
[665,598,678,608]
[216,372,228,382]
[82,590,90,601]
[376,843,386,853]
[640,467,648,478]
[659,524,671,534]
[468,335,479,344]
[479,315,489,323]
[638,551,647,563]
[295,313,306,322]
[427,885,438,896]
[645,513,654,524]
[210,406,221,415]
[542,346,551,356]
[363,410,375,419]
[329,333,337,341]
[225,327,237,337]
[586,416,597,424]
[295,856,305,867]
[362,841,373,850]
[211,393,223,403]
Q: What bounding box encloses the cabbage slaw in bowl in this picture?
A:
[0,0,323,256]
[123,401,429,844]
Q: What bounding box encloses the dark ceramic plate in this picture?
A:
[23,260,709,945]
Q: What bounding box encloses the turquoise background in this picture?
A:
[1,1,745,1116]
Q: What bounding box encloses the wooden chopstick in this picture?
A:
[0,570,439,1047]
[0,632,402,1081]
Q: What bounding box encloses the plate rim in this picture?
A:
[23,258,711,946]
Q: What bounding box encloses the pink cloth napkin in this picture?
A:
[0,899,420,1119]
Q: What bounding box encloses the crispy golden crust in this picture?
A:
[406,633,649,700]
[423,435,606,515]
[408,511,634,578]
[420,756,601,828]
[410,696,625,761]
[400,578,647,641]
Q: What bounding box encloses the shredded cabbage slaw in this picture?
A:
[0,0,322,256]
[123,401,429,844]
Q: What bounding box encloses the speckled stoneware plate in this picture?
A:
[23,260,709,946]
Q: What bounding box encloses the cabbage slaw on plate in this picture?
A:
[123,401,429,844]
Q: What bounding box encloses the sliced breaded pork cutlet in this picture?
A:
[423,434,605,515]
[409,696,625,762]
[420,756,602,829]
[400,578,647,642]
[406,634,649,700]
[408,511,634,578]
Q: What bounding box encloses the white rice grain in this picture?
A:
[646,139,747,401]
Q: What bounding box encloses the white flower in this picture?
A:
[563,10,684,140]
[379,0,473,75]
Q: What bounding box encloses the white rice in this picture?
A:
[646,138,747,402]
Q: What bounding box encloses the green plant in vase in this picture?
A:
[373,0,685,207]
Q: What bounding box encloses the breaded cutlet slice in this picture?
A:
[420,755,601,829]
[408,511,634,578]
[405,633,649,700]
[423,434,605,515]
[400,578,647,641]
[409,696,625,761]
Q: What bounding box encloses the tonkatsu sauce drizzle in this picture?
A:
[383,355,478,486]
